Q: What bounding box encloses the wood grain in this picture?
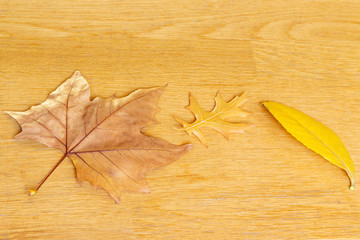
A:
[1,0,360,239]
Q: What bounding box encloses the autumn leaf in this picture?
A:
[175,92,251,146]
[6,71,192,203]
[263,101,355,190]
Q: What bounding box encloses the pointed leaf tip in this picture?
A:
[73,70,82,76]
[185,143,194,151]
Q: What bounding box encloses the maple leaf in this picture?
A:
[6,71,192,203]
[174,92,251,146]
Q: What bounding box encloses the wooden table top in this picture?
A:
[1,1,360,239]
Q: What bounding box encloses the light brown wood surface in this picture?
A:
[1,1,360,239]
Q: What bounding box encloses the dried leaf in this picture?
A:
[175,92,250,146]
[6,71,192,203]
[263,101,355,190]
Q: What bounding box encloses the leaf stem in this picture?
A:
[29,153,68,196]
[350,178,355,191]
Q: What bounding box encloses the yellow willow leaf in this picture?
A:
[175,92,250,146]
[263,101,355,190]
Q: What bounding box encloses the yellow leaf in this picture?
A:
[263,101,355,190]
[175,92,250,146]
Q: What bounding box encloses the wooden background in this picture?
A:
[1,0,360,239]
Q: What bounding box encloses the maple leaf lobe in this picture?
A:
[6,71,89,152]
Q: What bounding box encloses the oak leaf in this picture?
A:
[175,92,250,146]
[263,101,355,189]
[6,71,192,203]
